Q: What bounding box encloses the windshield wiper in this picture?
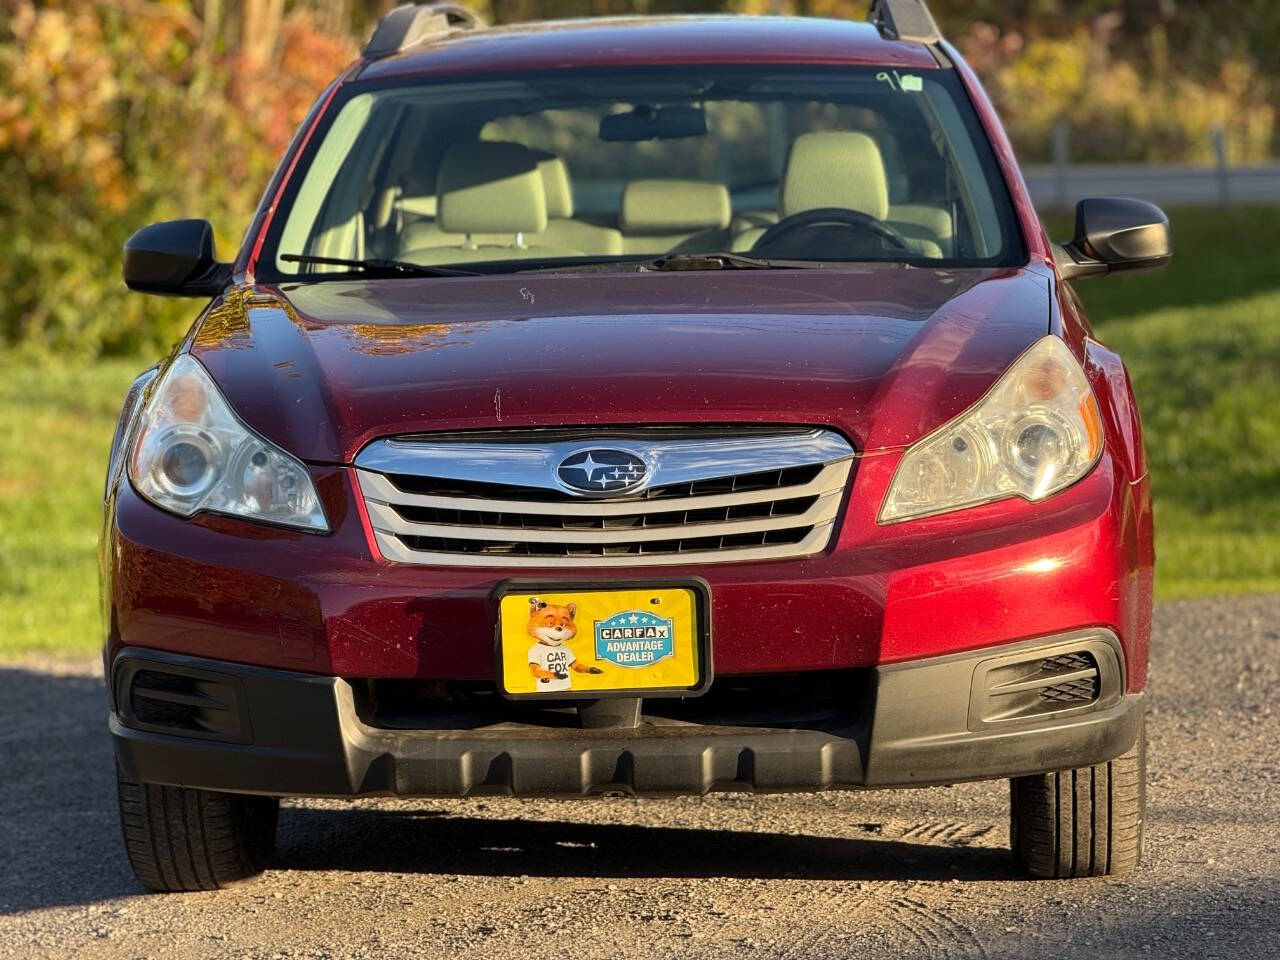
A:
[648,252,827,271]
[351,250,832,278]
[280,254,479,278]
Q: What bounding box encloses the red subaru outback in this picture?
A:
[106,0,1170,890]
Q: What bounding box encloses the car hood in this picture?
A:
[190,266,1052,464]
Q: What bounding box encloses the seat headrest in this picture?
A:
[620,179,731,234]
[436,141,548,235]
[532,152,574,219]
[779,132,889,221]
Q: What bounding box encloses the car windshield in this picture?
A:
[265,65,1024,277]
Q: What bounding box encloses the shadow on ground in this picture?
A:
[0,666,139,913]
[0,663,1018,916]
[275,806,1019,884]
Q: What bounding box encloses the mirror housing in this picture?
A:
[600,106,708,142]
[123,219,232,297]
[1053,198,1172,281]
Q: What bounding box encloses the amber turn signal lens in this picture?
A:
[1079,393,1104,460]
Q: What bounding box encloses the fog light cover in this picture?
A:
[880,337,1104,523]
[129,354,328,531]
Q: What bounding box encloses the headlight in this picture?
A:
[879,336,1103,523]
[128,354,328,532]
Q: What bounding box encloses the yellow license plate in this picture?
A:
[497,584,709,699]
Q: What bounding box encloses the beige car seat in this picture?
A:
[400,149,622,258]
[400,141,584,264]
[887,204,953,256]
[531,153,625,256]
[618,179,732,254]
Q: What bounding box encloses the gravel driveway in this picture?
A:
[2,595,1278,959]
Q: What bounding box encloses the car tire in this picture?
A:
[1009,716,1145,878]
[116,766,279,892]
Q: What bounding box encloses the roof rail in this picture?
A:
[868,0,942,45]
[362,3,483,59]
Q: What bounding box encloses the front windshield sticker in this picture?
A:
[876,71,923,93]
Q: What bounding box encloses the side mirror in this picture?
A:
[1053,198,1172,282]
[122,219,232,297]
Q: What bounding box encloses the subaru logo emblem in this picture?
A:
[556,448,650,496]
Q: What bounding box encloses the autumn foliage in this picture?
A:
[0,1,355,356]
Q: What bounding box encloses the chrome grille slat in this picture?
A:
[354,429,854,568]
[363,490,843,544]
[369,522,838,567]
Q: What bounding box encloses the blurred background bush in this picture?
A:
[1,0,1277,357]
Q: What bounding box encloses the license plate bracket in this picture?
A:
[494,579,711,700]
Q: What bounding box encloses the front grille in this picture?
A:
[355,428,855,567]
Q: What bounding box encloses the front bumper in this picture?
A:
[111,632,1142,798]
[103,449,1153,689]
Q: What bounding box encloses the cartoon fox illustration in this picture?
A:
[526,598,603,692]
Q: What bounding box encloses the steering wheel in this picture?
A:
[752,207,914,255]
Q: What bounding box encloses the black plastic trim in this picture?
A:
[110,632,1142,798]
[122,219,233,297]
[114,657,254,745]
[1055,198,1173,281]
[966,631,1122,728]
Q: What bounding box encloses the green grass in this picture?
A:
[0,358,144,659]
[1,206,1277,659]
[1074,207,1280,599]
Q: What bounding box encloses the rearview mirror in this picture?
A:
[600,106,708,142]
[1053,198,1172,281]
[123,219,232,297]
